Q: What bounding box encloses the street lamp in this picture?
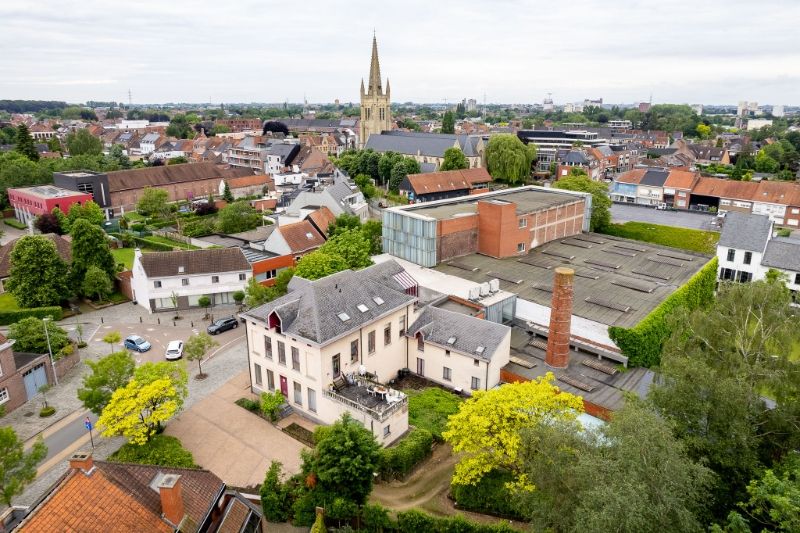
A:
[43,317,58,387]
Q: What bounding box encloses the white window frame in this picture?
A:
[0,387,9,405]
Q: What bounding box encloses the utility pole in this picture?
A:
[128,88,132,107]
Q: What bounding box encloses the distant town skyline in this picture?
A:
[2,0,799,106]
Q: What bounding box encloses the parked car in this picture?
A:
[124,335,151,352]
[165,340,184,361]
[207,316,238,335]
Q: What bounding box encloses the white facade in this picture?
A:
[130,249,251,313]
[747,118,773,131]
[116,120,150,129]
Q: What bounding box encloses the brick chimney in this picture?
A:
[68,452,94,474]
[545,267,574,369]
[158,474,185,527]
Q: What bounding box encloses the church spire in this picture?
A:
[368,33,382,95]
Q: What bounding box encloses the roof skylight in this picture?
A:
[372,296,385,305]
[447,337,456,345]
[337,312,351,322]
[357,304,369,313]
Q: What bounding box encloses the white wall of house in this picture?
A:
[752,202,787,225]
[262,231,291,256]
[716,245,763,282]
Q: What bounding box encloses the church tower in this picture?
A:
[359,34,392,147]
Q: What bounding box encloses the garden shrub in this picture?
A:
[260,461,291,522]
[406,388,462,441]
[327,497,358,525]
[39,406,56,417]
[128,235,174,251]
[110,434,197,468]
[56,343,74,360]
[182,218,216,238]
[451,469,526,520]
[396,509,517,532]
[379,427,433,479]
[235,397,259,411]
[609,257,718,367]
[260,391,285,421]
[360,503,393,532]
[0,306,63,326]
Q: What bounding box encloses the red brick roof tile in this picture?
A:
[278,220,325,254]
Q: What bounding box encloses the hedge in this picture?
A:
[378,427,433,479]
[608,257,718,367]
[3,218,27,230]
[110,434,198,468]
[0,306,63,325]
[396,509,518,532]
[451,469,526,520]
[130,235,175,251]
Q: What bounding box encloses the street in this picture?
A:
[611,203,721,232]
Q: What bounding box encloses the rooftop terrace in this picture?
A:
[434,233,712,329]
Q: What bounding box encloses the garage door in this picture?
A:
[23,364,48,401]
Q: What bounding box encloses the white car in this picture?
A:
[165,340,184,361]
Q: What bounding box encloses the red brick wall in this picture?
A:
[437,215,479,262]
[111,177,222,212]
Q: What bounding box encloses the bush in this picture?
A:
[777,228,792,237]
[195,202,218,217]
[56,343,74,360]
[379,428,433,479]
[235,397,259,411]
[260,391,285,421]
[260,461,291,522]
[110,434,197,468]
[182,218,216,238]
[451,469,526,519]
[0,306,63,326]
[129,235,174,251]
[4,218,28,229]
[609,257,718,366]
[361,503,393,533]
[396,509,517,532]
[406,388,462,441]
[39,406,56,417]
[130,223,146,232]
[327,497,358,524]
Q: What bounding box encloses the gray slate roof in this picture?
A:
[406,306,509,362]
[244,260,416,345]
[640,169,669,187]
[761,238,800,271]
[139,248,250,277]
[718,212,772,253]
[365,131,481,158]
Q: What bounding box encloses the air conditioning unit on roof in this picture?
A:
[488,279,500,293]
[468,286,480,300]
[479,282,490,297]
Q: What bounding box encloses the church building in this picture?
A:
[359,34,392,147]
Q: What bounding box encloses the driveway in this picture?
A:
[165,371,307,488]
[611,203,721,232]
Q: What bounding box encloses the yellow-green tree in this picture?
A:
[98,362,188,445]
[696,123,712,140]
[443,373,583,489]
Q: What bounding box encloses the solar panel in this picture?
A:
[509,355,536,369]
[602,248,636,257]
[631,268,671,281]
[648,256,684,267]
[528,338,548,351]
[573,234,606,244]
[585,296,631,313]
[561,239,593,249]
[486,271,523,284]
[574,270,600,280]
[610,277,657,293]
[657,251,695,261]
[581,358,619,375]
[518,256,554,269]
[584,258,620,269]
[448,260,479,272]
[542,250,575,260]
[611,242,648,252]
[557,374,595,392]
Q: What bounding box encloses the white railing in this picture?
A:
[322,389,407,422]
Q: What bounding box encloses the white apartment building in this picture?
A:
[131,248,251,313]
[243,260,511,445]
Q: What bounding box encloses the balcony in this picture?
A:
[322,377,408,423]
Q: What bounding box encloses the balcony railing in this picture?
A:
[322,386,408,423]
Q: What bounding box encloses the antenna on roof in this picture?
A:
[128,88,132,107]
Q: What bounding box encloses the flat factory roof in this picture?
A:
[434,233,711,329]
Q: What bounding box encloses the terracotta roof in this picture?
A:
[0,234,72,278]
[227,174,273,190]
[139,248,250,278]
[404,168,491,195]
[663,169,699,190]
[105,163,252,193]
[615,169,647,185]
[693,177,758,201]
[278,220,326,253]
[217,496,255,533]
[0,332,7,343]
[306,207,336,237]
[754,180,800,206]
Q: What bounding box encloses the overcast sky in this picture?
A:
[2,0,799,106]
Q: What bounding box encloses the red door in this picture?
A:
[279,376,288,397]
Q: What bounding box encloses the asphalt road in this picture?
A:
[41,411,98,462]
[611,203,721,232]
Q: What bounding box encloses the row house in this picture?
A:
[243,260,511,445]
[152,139,194,161]
[300,132,348,157]
[554,149,601,180]
[610,168,670,205]
[673,139,730,165]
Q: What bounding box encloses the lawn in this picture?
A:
[404,388,463,441]
[600,221,719,254]
[144,235,200,250]
[0,292,21,312]
[122,211,145,221]
[111,247,136,269]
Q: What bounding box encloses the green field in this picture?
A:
[601,221,719,254]
[0,292,21,312]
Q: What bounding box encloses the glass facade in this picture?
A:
[382,210,438,267]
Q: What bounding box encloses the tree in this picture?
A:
[34,212,63,235]
[222,181,234,202]
[102,331,121,353]
[441,110,455,134]
[440,147,469,171]
[5,236,70,307]
[67,200,105,227]
[263,121,289,136]
[327,213,361,238]
[106,144,131,169]
[261,461,291,522]
[308,413,382,505]
[377,151,403,185]
[295,251,349,280]
[136,187,170,218]
[167,156,188,165]
[318,230,373,269]
[166,114,193,139]
[198,295,211,318]
[233,290,245,306]
[14,124,39,161]
[443,374,584,488]
[696,123,712,140]
[361,220,383,255]
[0,427,47,506]
[216,201,261,234]
[7,317,70,354]
[98,362,188,445]
[389,158,421,192]
[50,206,68,232]
[65,128,103,156]
[70,218,116,291]
[183,332,218,379]
[353,174,377,199]
[77,350,136,415]
[485,134,537,184]
[553,169,612,231]
[83,265,113,302]
[211,123,231,135]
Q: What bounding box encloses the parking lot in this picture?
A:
[611,203,721,231]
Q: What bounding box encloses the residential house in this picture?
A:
[265,143,301,175]
[28,123,56,140]
[365,131,485,170]
[398,168,492,203]
[138,132,164,156]
[690,177,757,214]
[262,220,326,259]
[152,139,194,161]
[306,206,337,238]
[0,334,55,414]
[15,452,262,532]
[0,233,72,293]
[282,179,369,223]
[222,174,274,199]
[130,248,251,313]
[610,168,669,206]
[661,169,699,209]
[554,149,601,180]
[673,139,730,165]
